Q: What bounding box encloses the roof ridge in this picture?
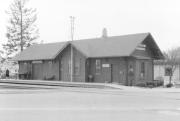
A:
[32,32,150,46]
[71,32,150,43]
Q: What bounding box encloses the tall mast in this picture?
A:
[70,16,75,82]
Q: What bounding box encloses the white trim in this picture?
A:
[32,61,43,64]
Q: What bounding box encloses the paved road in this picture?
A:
[0,85,180,121]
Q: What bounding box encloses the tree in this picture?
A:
[3,0,39,57]
[163,47,180,84]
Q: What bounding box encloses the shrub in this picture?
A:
[146,82,154,88]
[166,83,173,88]
[136,82,147,87]
[146,81,154,86]
[156,80,164,86]
[154,76,164,87]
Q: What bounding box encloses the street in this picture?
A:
[0,86,180,121]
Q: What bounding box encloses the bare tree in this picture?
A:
[163,47,180,84]
[3,0,39,57]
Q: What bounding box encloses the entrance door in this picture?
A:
[32,63,43,80]
[112,64,119,83]
[60,58,71,82]
[112,62,126,84]
[119,62,126,84]
[102,64,112,83]
[127,61,134,86]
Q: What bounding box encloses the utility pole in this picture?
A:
[70,16,75,82]
[20,0,23,51]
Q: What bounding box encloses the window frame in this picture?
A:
[74,58,80,75]
[140,62,145,79]
[95,59,101,75]
[68,60,71,75]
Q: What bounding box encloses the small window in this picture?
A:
[48,61,52,71]
[140,62,145,78]
[74,58,80,75]
[165,67,172,76]
[19,62,28,74]
[96,59,101,74]
[68,60,71,74]
[136,44,146,51]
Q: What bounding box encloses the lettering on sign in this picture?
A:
[32,61,43,64]
[102,64,110,68]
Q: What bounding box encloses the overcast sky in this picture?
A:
[0,0,180,51]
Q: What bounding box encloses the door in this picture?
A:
[102,64,112,83]
[60,58,71,81]
[119,62,126,84]
[32,63,43,80]
[127,61,135,86]
[112,64,119,83]
[112,62,126,84]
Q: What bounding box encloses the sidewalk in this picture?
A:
[1,79,180,93]
[0,79,116,89]
[106,83,180,93]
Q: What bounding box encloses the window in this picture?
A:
[48,61,52,66]
[140,62,145,78]
[136,44,146,51]
[48,61,52,72]
[165,67,172,76]
[96,59,101,74]
[74,58,80,75]
[19,62,28,74]
[68,60,71,74]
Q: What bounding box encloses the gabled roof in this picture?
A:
[13,32,163,61]
[72,33,150,58]
[13,42,68,61]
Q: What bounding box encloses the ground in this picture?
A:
[0,84,180,121]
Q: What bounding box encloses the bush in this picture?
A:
[154,76,164,87]
[136,78,164,88]
[156,80,164,86]
[166,83,173,88]
[136,82,147,87]
[152,80,164,87]
[146,81,154,86]
[146,82,155,88]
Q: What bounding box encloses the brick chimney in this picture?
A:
[102,28,108,38]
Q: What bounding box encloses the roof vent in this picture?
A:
[102,28,108,38]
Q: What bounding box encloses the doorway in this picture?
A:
[102,64,112,83]
[32,63,43,80]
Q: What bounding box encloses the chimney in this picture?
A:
[102,28,108,38]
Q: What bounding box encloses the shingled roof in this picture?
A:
[72,33,150,57]
[13,33,163,61]
[13,42,68,61]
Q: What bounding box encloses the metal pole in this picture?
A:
[20,1,23,51]
[70,16,75,82]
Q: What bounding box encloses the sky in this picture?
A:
[0,0,180,51]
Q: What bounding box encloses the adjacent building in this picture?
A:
[13,32,164,86]
[154,60,180,85]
